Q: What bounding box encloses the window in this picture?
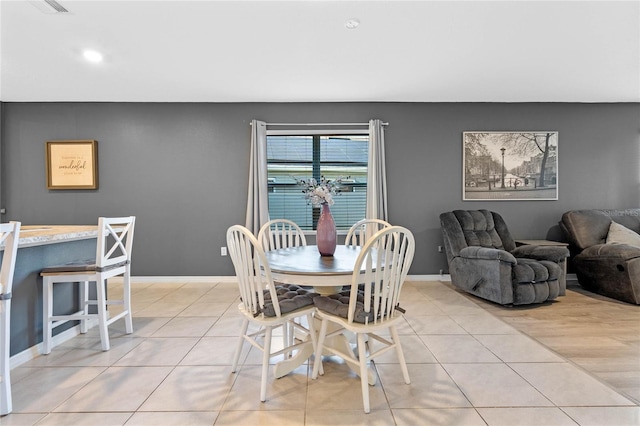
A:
[266,131,368,231]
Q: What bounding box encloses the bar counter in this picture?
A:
[1,225,98,357]
[15,225,98,248]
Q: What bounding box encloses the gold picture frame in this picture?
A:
[46,140,98,190]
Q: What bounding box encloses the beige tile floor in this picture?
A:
[3,280,639,426]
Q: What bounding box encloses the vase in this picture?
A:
[316,203,337,256]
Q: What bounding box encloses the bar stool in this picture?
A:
[0,221,21,416]
[40,217,135,354]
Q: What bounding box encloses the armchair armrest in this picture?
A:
[581,243,640,261]
[459,246,517,264]
[511,245,569,263]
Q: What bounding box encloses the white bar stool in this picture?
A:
[40,217,135,354]
[0,221,21,416]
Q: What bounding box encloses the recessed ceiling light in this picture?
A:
[345,19,360,30]
[83,50,103,63]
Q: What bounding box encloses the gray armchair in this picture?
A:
[440,210,569,305]
[560,209,640,304]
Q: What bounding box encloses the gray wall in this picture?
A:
[1,102,639,276]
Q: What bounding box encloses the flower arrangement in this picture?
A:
[296,176,347,207]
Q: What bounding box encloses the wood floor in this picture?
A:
[448,280,640,405]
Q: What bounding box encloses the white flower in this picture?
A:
[296,176,346,207]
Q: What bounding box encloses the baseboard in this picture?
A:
[124,275,452,284]
[406,274,451,281]
[123,276,237,284]
[10,318,100,369]
[122,274,577,284]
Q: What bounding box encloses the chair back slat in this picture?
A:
[96,217,136,269]
[349,226,415,325]
[258,219,306,251]
[227,225,281,318]
[0,222,21,295]
[345,218,391,247]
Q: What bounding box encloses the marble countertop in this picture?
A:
[1,225,99,249]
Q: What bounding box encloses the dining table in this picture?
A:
[264,244,376,384]
[265,244,364,294]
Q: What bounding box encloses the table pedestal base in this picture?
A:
[273,325,376,386]
[315,285,343,296]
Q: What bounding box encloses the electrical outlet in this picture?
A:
[221,247,227,256]
[437,245,443,252]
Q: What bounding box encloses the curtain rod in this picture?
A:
[251,122,388,127]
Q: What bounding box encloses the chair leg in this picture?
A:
[311,318,328,380]
[232,318,249,373]
[122,269,133,334]
[357,333,370,413]
[0,299,12,415]
[42,278,53,355]
[96,278,110,351]
[260,326,273,402]
[79,281,89,334]
[390,326,410,384]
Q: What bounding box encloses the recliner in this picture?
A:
[560,209,640,304]
[440,210,569,305]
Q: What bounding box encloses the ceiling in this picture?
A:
[1,0,639,103]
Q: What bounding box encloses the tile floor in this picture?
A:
[3,280,639,426]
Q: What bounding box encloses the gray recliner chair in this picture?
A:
[440,210,570,305]
[560,209,640,304]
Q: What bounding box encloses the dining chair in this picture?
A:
[40,216,135,354]
[257,218,308,352]
[257,219,307,251]
[312,225,415,413]
[345,218,391,247]
[0,221,21,416]
[227,224,319,402]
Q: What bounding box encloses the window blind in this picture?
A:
[267,133,368,230]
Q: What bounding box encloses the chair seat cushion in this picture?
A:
[261,284,319,317]
[314,289,375,324]
[41,259,129,274]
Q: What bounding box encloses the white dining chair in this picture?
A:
[311,225,415,413]
[257,218,308,353]
[40,216,135,354]
[0,221,20,416]
[345,218,391,247]
[257,219,307,251]
[227,224,319,402]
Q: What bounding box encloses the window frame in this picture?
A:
[266,128,369,234]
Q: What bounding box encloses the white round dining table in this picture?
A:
[264,245,363,295]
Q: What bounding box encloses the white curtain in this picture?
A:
[245,120,270,234]
[366,119,388,221]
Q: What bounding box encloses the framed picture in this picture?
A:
[46,140,98,190]
[463,132,558,201]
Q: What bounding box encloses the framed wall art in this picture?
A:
[463,132,558,201]
[46,140,98,190]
